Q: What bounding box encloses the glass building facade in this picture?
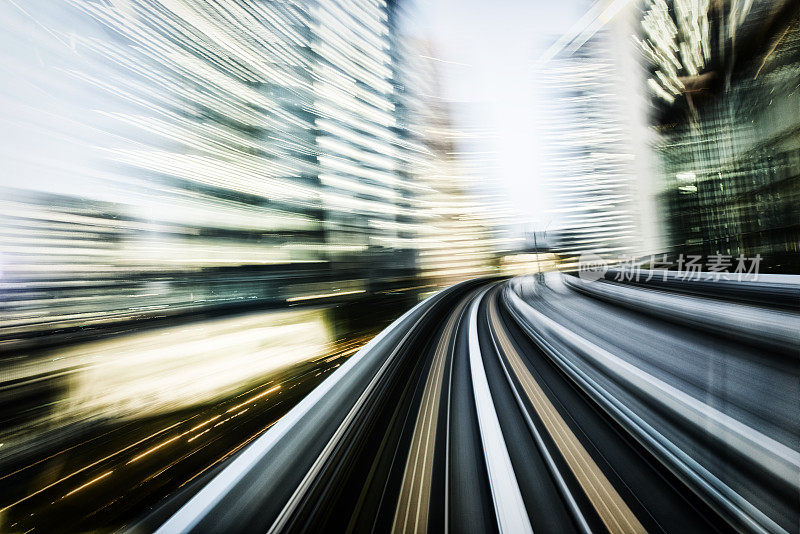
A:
[642,0,800,272]
[537,21,654,262]
[394,39,498,285]
[0,0,498,346]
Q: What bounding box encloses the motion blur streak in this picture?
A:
[151,276,797,533]
[226,385,281,414]
[536,0,799,268]
[487,297,645,534]
[0,1,504,529]
[61,470,114,499]
[0,0,499,354]
[0,0,798,532]
[0,332,368,531]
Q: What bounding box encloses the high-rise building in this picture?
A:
[641,0,800,272]
[312,0,419,271]
[394,39,498,285]
[0,0,434,343]
[537,16,657,262]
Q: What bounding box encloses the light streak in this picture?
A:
[187,429,211,443]
[418,54,471,67]
[286,290,366,302]
[61,471,113,499]
[188,415,222,433]
[127,435,183,464]
[0,420,186,512]
[226,385,281,413]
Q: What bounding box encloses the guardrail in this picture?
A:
[140,278,486,534]
[503,284,798,534]
[563,274,800,355]
[604,269,800,310]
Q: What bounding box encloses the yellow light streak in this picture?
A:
[286,289,365,302]
[0,420,187,512]
[187,429,211,443]
[61,471,113,499]
[188,415,221,433]
[226,384,281,413]
[126,435,182,465]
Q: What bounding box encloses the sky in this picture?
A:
[404,0,586,228]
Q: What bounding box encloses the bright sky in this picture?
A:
[405,0,585,228]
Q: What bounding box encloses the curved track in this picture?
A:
[150,275,799,534]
